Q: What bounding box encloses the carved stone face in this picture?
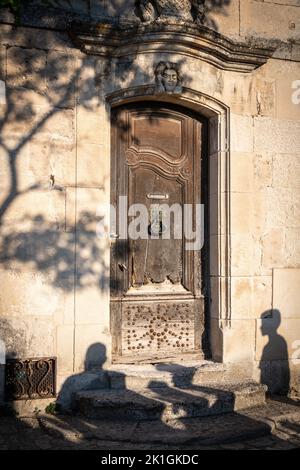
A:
[162,68,178,92]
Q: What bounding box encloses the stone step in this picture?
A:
[39,404,278,447]
[98,360,253,391]
[75,382,267,421]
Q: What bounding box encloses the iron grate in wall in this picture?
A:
[5,357,56,401]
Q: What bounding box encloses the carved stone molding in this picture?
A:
[69,20,277,73]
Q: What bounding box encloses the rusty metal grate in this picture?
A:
[5,357,56,401]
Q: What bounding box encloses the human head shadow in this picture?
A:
[57,342,112,409]
[259,309,290,397]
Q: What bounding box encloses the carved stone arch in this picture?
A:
[106,85,231,361]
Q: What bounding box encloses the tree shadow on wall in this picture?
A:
[0,212,110,292]
[2,1,234,33]
[0,13,197,389]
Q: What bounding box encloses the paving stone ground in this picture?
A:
[0,397,300,450]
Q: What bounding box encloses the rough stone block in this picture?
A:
[6,86,50,108]
[251,192,268,237]
[28,139,76,187]
[230,114,254,153]
[0,316,55,358]
[1,188,65,229]
[7,47,47,92]
[284,228,300,267]
[76,108,107,145]
[231,277,253,319]
[35,108,75,143]
[0,270,64,318]
[231,193,253,234]
[74,326,111,373]
[230,274,271,320]
[77,143,107,188]
[46,51,77,109]
[66,187,108,234]
[254,78,276,117]
[223,320,256,363]
[273,269,300,319]
[56,325,74,373]
[75,287,110,327]
[0,24,75,52]
[266,188,300,228]
[240,0,300,41]
[57,289,75,326]
[231,234,256,276]
[1,136,75,194]
[253,153,272,190]
[254,117,300,154]
[222,73,254,116]
[261,228,285,269]
[1,101,37,139]
[273,153,300,189]
[230,152,254,193]
[76,56,102,110]
[252,276,273,319]
[204,0,240,39]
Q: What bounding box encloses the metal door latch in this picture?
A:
[118,263,128,272]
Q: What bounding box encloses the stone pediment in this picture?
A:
[69,18,277,73]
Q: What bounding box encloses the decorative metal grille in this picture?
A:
[5,358,56,401]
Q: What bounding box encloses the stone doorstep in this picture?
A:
[98,360,252,391]
[38,407,275,447]
[75,382,267,422]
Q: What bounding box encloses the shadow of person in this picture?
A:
[57,343,112,410]
[144,360,300,448]
[259,309,290,396]
[151,362,236,420]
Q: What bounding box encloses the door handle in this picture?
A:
[110,233,119,239]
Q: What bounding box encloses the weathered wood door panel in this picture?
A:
[111,103,206,363]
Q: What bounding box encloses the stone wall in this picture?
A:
[0,0,299,406]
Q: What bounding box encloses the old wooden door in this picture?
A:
[111,102,206,363]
